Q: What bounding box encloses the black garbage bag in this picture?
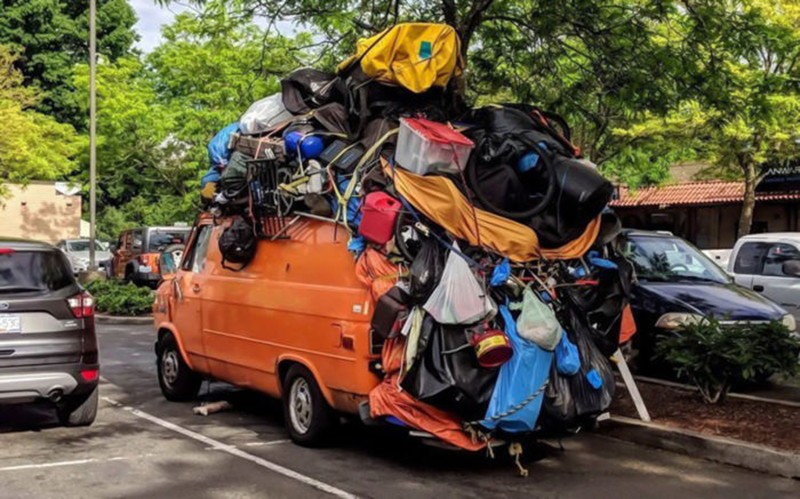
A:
[562,249,634,357]
[542,305,615,428]
[408,237,445,303]
[401,318,498,421]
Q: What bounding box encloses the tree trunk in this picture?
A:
[738,160,757,239]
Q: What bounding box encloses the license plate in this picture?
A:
[139,265,152,273]
[0,314,21,333]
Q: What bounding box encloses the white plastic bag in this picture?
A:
[239,93,293,135]
[423,243,496,324]
[514,286,562,350]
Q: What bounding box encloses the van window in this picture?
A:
[182,225,213,273]
[762,244,800,277]
[733,242,769,275]
[131,230,144,252]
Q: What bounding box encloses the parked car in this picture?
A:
[153,216,378,446]
[620,230,795,372]
[111,226,191,287]
[56,238,113,275]
[0,238,99,426]
[727,232,800,321]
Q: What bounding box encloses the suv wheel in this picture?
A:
[157,333,201,401]
[282,365,335,447]
[57,387,99,427]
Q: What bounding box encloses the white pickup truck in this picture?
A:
[727,233,800,321]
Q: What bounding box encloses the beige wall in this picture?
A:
[0,183,82,243]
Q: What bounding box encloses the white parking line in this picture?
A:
[243,439,292,447]
[0,455,151,472]
[101,397,357,499]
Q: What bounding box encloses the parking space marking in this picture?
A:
[243,439,292,447]
[0,455,151,472]
[101,397,357,499]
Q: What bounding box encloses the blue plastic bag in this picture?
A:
[480,304,554,433]
[208,122,239,167]
[555,333,581,376]
[201,168,221,188]
[490,258,510,287]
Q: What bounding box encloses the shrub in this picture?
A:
[655,317,800,404]
[86,279,154,316]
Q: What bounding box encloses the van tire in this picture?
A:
[282,365,335,447]
[57,387,99,427]
[157,333,202,402]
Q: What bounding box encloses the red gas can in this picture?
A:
[359,192,402,245]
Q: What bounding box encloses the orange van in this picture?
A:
[153,214,380,445]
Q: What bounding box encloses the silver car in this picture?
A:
[56,239,113,275]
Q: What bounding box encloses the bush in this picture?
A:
[86,279,154,316]
[655,317,800,404]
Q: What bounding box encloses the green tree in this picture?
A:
[0,45,83,194]
[0,0,138,126]
[71,8,304,238]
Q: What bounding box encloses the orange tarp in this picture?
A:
[369,336,486,451]
[355,248,402,301]
[382,159,600,262]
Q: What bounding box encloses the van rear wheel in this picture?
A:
[282,365,335,447]
[157,333,201,402]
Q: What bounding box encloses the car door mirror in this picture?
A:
[781,259,800,277]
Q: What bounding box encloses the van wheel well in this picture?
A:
[156,328,171,353]
[277,360,299,387]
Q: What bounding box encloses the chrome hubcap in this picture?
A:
[162,350,179,388]
[289,378,313,434]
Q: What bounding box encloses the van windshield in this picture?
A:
[0,250,75,293]
[624,235,730,284]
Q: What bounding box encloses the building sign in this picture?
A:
[757,162,800,192]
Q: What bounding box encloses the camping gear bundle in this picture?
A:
[201,23,635,452]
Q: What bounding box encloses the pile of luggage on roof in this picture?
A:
[201,22,637,453]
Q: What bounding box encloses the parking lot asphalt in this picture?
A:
[1,324,798,498]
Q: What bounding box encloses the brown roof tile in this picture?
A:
[611,180,800,207]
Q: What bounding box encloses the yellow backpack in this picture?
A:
[338,23,464,94]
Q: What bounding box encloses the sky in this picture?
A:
[130,0,190,53]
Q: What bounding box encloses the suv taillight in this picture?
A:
[67,291,95,318]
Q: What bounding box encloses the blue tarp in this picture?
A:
[208,122,239,167]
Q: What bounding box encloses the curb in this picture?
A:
[95,314,153,325]
[598,415,800,479]
[633,375,800,408]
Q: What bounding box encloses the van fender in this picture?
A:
[155,321,196,371]
[275,354,335,408]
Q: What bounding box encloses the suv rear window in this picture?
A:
[0,250,75,293]
[147,230,190,252]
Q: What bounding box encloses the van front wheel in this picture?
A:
[282,365,335,447]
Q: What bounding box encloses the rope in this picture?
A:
[508,442,529,477]
[467,378,549,427]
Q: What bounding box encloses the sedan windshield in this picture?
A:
[66,240,106,252]
[624,235,730,284]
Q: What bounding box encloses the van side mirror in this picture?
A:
[781,260,800,277]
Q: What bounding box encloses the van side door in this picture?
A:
[731,241,769,290]
[170,223,214,373]
[752,243,800,320]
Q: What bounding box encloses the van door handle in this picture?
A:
[192,283,202,293]
[753,285,764,292]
